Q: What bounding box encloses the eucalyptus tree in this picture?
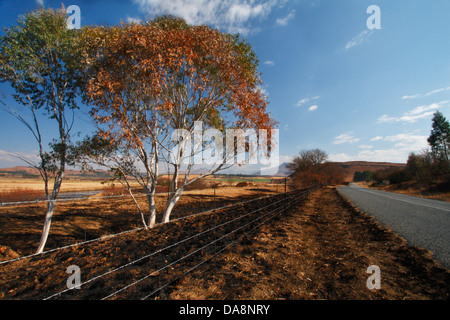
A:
[78,16,276,227]
[0,8,82,253]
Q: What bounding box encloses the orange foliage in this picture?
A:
[292,163,345,188]
[80,17,276,147]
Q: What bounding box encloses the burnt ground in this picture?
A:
[0,187,449,301]
[169,187,450,300]
[0,187,274,259]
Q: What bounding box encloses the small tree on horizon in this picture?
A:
[428,111,450,171]
[287,149,342,187]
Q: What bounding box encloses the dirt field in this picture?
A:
[0,185,278,258]
[0,187,449,300]
[169,187,450,300]
[0,177,109,193]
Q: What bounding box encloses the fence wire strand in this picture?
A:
[102,193,305,300]
[140,193,307,300]
[2,186,316,301]
[0,188,301,266]
[42,192,299,300]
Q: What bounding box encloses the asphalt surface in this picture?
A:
[337,183,450,270]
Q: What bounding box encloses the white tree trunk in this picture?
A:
[147,192,157,228]
[35,173,63,254]
[35,199,56,254]
[162,189,183,223]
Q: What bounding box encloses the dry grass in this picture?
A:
[169,188,450,300]
[1,187,449,300]
[0,182,280,258]
[355,181,450,202]
[0,177,111,193]
[0,187,44,203]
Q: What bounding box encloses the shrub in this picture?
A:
[101,184,128,196]
[236,181,252,187]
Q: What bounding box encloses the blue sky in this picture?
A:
[0,0,450,170]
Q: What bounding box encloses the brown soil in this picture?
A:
[168,188,450,300]
[0,187,449,300]
[0,186,276,258]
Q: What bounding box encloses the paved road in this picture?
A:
[337,183,450,270]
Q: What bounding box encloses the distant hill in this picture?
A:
[255,161,405,179]
[251,162,290,176]
[1,161,406,181]
[0,166,111,179]
[333,161,406,182]
[262,162,291,177]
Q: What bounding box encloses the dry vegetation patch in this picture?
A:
[0,187,448,300]
[169,188,450,300]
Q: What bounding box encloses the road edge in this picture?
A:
[333,186,448,271]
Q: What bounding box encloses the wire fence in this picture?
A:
[140,192,307,301]
[0,186,314,300]
[0,190,173,207]
[0,178,294,263]
[137,191,309,301]
[0,184,295,266]
[41,188,312,300]
[0,178,290,207]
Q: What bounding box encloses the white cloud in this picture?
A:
[279,154,292,164]
[333,132,360,145]
[401,94,422,100]
[297,98,309,107]
[328,153,353,162]
[402,86,450,100]
[330,132,429,163]
[126,16,143,24]
[276,10,295,26]
[378,101,449,124]
[308,105,318,111]
[0,149,40,166]
[133,0,280,35]
[370,136,383,142]
[296,95,319,107]
[330,148,408,163]
[426,87,450,96]
[258,86,269,98]
[383,133,428,149]
[254,84,269,99]
[407,103,443,115]
[359,145,373,149]
[377,114,396,123]
[263,60,275,66]
[345,30,373,50]
[358,133,428,162]
[357,149,408,163]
